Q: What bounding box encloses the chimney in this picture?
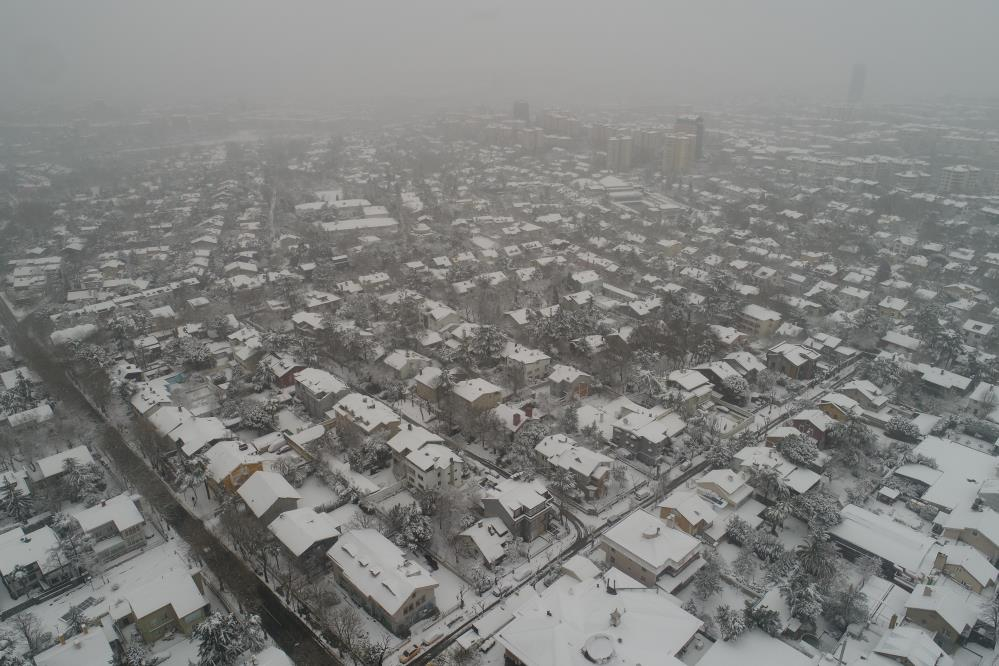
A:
[513,413,521,427]
[524,404,534,418]
[923,586,933,597]
[610,608,622,627]
[407,423,413,431]
[665,515,675,529]
[82,623,89,634]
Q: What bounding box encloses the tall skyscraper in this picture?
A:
[513,100,530,123]
[662,133,695,175]
[848,64,867,104]
[675,115,704,160]
[607,135,633,172]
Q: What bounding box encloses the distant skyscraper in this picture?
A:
[674,115,704,160]
[607,135,632,172]
[513,100,530,123]
[848,64,867,104]
[662,133,695,175]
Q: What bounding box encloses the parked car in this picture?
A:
[399,644,422,664]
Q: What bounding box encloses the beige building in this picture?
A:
[598,510,700,587]
[328,529,438,635]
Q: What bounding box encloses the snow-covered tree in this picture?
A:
[720,375,749,406]
[2,478,32,522]
[692,551,723,600]
[239,401,277,433]
[860,356,902,388]
[796,531,838,580]
[749,464,790,502]
[781,571,824,623]
[826,416,876,467]
[726,515,756,547]
[560,400,580,434]
[743,601,782,636]
[776,433,819,467]
[791,489,842,531]
[715,604,747,641]
[192,611,265,666]
[386,503,432,551]
[0,632,25,666]
[752,532,785,562]
[822,583,869,632]
[885,415,921,443]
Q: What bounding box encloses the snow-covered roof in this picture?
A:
[871,626,951,666]
[459,517,510,565]
[905,582,979,635]
[0,526,61,575]
[830,504,935,573]
[327,529,438,615]
[126,569,208,621]
[535,434,612,479]
[203,440,257,482]
[268,507,344,557]
[237,471,301,520]
[294,367,348,398]
[599,510,700,574]
[35,630,113,666]
[912,436,994,512]
[452,377,503,402]
[497,574,701,666]
[36,445,95,479]
[697,628,813,666]
[73,493,144,534]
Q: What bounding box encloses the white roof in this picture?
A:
[294,367,348,397]
[237,471,301,519]
[535,435,612,479]
[0,526,61,575]
[905,582,979,635]
[459,517,510,565]
[912,436,994,512]
[268,507,344,557]
[658,488,717,526]
[406,442,462,472]
[599,510,699,573]
[204,440,256,482]
[327,529,437,615]
[742,303,781,322]
[35,631,113,666]
[388,423,443,455]
[331,393,399,434]
[36,445,95,479]
[547,364,590,384]
[452,377,503,402]
[872,626,951,666]
[497,574,701,666]
[697,628,813,666]
[938,541,998,588]
[830,504,935,573]
[126,569,208,620]
[73,493,144,534]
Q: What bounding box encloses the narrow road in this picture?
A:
[0,303,335,665]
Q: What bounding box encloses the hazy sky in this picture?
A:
[2,0,998,112]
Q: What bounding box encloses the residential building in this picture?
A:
[766,342,821,379]
[482,479,554,542]
[740,304,782,337]
[123,570,211,643]
[294,368,350,419]
[327,529,438,635]
[72,494,147,562]
[328,393,401,440]
[598,510,701,587]
[534,434,612,499]
[237,471,302,525]
[0,526,78,598]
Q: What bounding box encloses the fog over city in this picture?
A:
[3,3,999,666]
[3,0,999,111]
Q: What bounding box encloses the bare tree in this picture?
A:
[9,612,52,656]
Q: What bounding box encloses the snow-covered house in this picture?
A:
[237,471,302,525]
[482,479,554,542]
[122,569,211,643]
[294,368,350,419]
[268,507,344,562]
[534,434,612,499]
[71,493,147,561]
[0,526,77,598]
[327,529,438,634]
[328,393,401,439]
[598,510,701,587]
